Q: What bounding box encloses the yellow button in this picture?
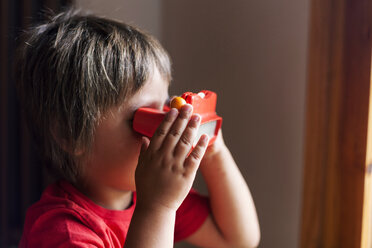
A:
[170,97,186,110]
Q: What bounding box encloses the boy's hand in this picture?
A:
[203,129,227,161]
[135,104,209,211]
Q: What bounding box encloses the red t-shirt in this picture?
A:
[19,181,210,247]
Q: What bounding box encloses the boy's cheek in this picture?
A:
[131,131,146,151]
[129,132,146,155]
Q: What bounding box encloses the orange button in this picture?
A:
[170,97,186,110]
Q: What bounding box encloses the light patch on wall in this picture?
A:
[75,0,162,39]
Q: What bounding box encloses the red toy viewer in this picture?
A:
[133,90,222,147]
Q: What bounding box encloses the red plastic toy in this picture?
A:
[133,90,222,147]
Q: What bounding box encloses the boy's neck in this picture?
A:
[74,181,134,211]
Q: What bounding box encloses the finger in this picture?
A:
[148,108,178,151]
[140,136,150,154]
[183,134,209,177]
[138,136,150,165]
[160,104,193,153]
[173,114,201,158]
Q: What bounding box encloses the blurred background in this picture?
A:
[0,0,309,247]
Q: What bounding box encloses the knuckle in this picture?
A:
[190,150,202,161]
[171,165,182,174]
[170,129,182,137]
[180,134,192,146]
[155,127,167,137]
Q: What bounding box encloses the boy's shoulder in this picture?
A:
[20,181,135,247]
[25,181,95,219]
[22,181,105,233]
[24,181,136,225]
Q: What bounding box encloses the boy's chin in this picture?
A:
[107,178,137,193]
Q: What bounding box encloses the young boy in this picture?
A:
[18,9,260,248]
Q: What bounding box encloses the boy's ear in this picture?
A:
[51,123,84,156]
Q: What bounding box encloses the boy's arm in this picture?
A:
[185,131,261,248]
[125,105,209,248]
[124,203,176,248]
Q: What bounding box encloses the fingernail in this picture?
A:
[168,108,178,117]
[201,134,209,144]
[182,104,192,113]
[191,114,200,122]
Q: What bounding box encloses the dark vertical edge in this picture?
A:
[339,0,372,246]
[300,0,336,246]
[5,0,77,245]
[19,0,33,232]
[0,0,9,246]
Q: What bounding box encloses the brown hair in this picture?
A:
[16,9,172,183]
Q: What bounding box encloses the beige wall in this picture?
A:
[76,1,309,247]
[76,0,163,38]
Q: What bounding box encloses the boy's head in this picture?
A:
[17,9,172,184]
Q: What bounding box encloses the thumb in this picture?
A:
[140,136,150,155]
[137,136,150,166]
